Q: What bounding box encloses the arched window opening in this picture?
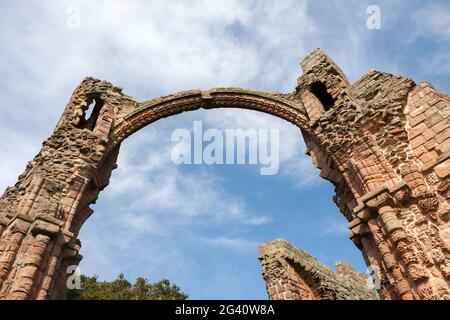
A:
[309,81,335,111]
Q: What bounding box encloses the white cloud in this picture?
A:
[102,124,271,231]
[203,108,322,188]
[196,236,258,252]
[0,0,320,191]
[412,4,450,40]
[418,53,450,77]
[0,0,399,298]
[79,222,199,280]
[409,4,450,77]
[0,128,42,193]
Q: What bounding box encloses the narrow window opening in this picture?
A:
[309,81,335,111]
[78,97,104,131]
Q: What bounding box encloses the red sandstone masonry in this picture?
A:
[0,48,450,299]
[259,240,378,300]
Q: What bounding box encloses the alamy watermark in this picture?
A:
[66,5,81,30]
[66,265,81,290]
[366,5,381,30]
[171,121,280,175]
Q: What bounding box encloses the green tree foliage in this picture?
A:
[67,273,188,300]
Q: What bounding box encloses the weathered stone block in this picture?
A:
[435,159,450,179]
[259,240,378,300]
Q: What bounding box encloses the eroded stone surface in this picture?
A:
[1,48,450,299]
[259,239,378,300]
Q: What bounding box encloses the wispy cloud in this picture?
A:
[103,125,271,229]
[318,217,349,237]
[203,108,323,189]
[194,236,259,252]
[412,4,450,40]
[3,0,444,299]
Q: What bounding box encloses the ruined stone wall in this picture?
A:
[0,48,450,299]
[0,79,132,299]
[295,49,450,299]
[259,239,378,300]
[0,82,308,300]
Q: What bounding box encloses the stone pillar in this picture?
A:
[348,183,450,300]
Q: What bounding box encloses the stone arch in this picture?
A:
[66,87,314,240]
[1,48,450,300]
[111,88,311,146]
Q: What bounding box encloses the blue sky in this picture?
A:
[1,0,449,299]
